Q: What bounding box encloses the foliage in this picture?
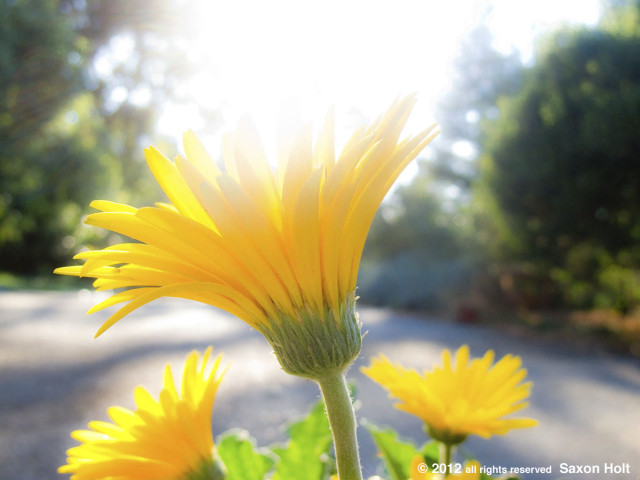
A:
[358,24,522,313]
[217,430,275,480]
[359,163,477,311]
[360,4,640,316]
[430,23,522,191]
[549,243,640,313]
[1,1,98,273]
[212,400,514,480]
[271,401,334,480]
[0,0,207,276]
[600,0,640,37]
[214,402,334,480]
[362,421,438,480]
[477,25,640,311]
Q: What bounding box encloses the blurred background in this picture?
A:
[2,1,640,479]
[2,0,640,356]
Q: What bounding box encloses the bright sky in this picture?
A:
[156,0,602,156]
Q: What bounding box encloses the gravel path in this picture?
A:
[1,290,639,480]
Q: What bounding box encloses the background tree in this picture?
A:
[0,0,215,278]
[600,0,640,37]
[359,23,522,310]
[0,0,95,275]
[359,162,474,310]
[430,23,522,194]
[477,21,640,311]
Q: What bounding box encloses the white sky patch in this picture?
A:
[155,0,602,156]
[452,140,477,159]
[486,0,602,60]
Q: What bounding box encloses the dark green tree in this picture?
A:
[0,0,92,274]
[478,27,640,310]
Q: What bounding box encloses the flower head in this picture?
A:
[59,347,226,480]
[362,345,537,444]
[55,96,437,378]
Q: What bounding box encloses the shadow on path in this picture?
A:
[1,293,639,480]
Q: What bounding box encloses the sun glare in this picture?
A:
[165,0,465,142]
[158,0,601,155]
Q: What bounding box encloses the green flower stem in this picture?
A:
[317,372,363,480]
[440,442,453,478]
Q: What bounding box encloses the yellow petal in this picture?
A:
[144,146,215,228]
[90,200,138,213]
[233,116,281,223]
[313,107,335,171]
[362,346,537,440]
[183,129,222,181]
[276,99,304,189]
[288,168,324,311]
[94,282,261,337]
[281,123,313,219]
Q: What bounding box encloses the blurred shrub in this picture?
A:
[359,253,474,311]
[549,243,640,314]
[359,165,477,311]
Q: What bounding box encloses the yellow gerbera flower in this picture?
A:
[55,95,437,379]
[58,347,226,480]
[362,345,538,444]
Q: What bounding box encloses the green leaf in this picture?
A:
[362,420,421,480]
[419,441,440,466]
[271,401,333,480]
[217,429,275,480]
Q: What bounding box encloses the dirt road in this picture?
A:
[1,291,639,479]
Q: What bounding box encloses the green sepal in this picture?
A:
[261,292,362,380]
[181,451,227,480]
[271,401,334,480]
[216,429,274,480]
[426,424,468,446]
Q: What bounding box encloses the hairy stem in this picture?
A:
[440,442,453,478]
[317,372,363,480]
